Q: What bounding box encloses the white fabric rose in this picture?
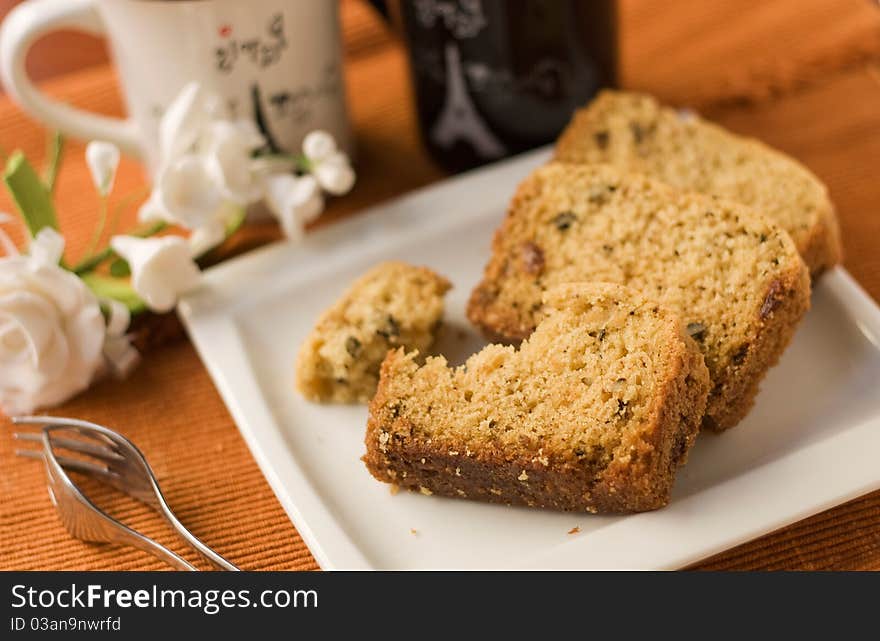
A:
[110,235,201,313]
[0,229,105,415]
[264,174,324,240]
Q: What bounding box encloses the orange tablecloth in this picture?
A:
[1,0,879,570]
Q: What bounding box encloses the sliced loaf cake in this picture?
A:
[555,90,841,276]
[296,261,451,403]
[365,283,710,513]
[468,163,810,430]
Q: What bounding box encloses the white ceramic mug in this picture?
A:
[0,0,352,172]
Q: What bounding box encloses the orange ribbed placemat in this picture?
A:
[1,0,879,571]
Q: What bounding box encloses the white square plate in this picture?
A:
[178,148,880,569]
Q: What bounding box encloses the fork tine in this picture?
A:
[13,415,80,425]
[13,416,119,448]
[15,448,115,478]
[13,432,124,462]
[14,415,103,427]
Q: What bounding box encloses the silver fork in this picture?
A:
[14,416,239,571]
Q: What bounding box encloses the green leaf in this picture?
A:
[81,272,146,314]
[109,258,131,277]
[43,131,64,193]
[3,151,59,236]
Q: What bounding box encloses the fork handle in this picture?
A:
[111,525,199,571]
[158,504,239,571]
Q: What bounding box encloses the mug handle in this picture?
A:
[0,0,142,158]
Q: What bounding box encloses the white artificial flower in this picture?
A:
[312,151,356,196]
[301,131,355,196]
[186,221,227,258]
[110,235,201,313]
[302,130,337,162]
[85,141,120,197]
[145,155,223,230]
[203,120,266,205]
[27,226,64,265]
[146,87,357,255]
[101,298,139,379]
[0,229,105,415]
[159,82,212,161]
[139,154,243,258]
[185,201,244,258]
[136,196,164,225]
[29,228,64,262]
[264,174,324,240]
[208,118,264,151]
[143,83,269,256]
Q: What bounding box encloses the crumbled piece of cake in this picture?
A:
[556,89,841,276]
[467,163,810,430]
[296,261,451,403]
[365,283,711,513]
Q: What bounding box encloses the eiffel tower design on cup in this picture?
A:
[430,42,507,159]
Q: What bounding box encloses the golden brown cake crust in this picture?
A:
[365,284,711,513]
[467,163,811,431]
[798,202,843,280]
[555,89,842,277]
[702,257,810,430]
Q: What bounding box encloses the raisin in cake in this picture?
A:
[468,163,810,431]
[365,283,710,513]
[556,90,841,276]
[296,261,451,403]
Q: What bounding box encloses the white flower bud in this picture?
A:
[313,152,355,196]
[302,130,337,162]
[85,141,120,196]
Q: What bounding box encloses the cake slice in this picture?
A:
[296,261,451,403]
[365,283,710,513]
[468,163,810,431]
[555,90,841,276]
